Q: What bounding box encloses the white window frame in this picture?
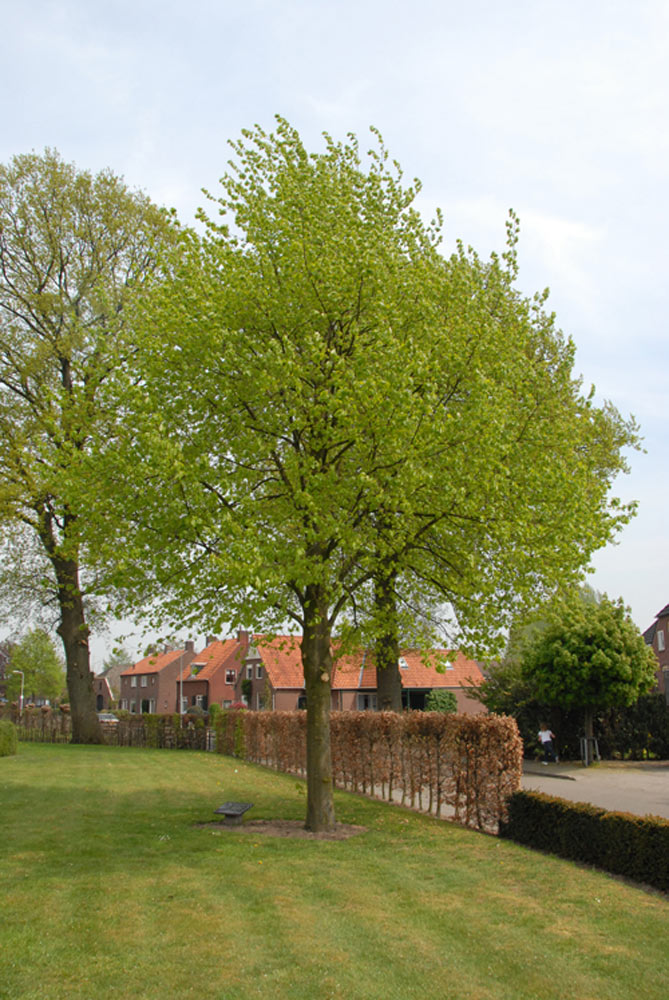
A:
[246,665,253,679]
[226,669,236,684]
[131,676,137,688]
[658,629,665,652]
[256,665,263,679]
[141,675,148,687]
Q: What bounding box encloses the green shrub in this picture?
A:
[500,790,669,892]
[233,713,246,758]
[425,689,457,713]
[0,720,18,756]
[143,714,161,748]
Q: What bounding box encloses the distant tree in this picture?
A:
[425,689,457,713]
[476,585,603,717]
[521,594,657,763]
[102,646,133,672]
[7,629,65,704]
[0,149,177,741]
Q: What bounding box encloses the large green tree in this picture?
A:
[521,594,657,763]
[6,628,65,705]
[0,150,177,742]
[91,120,636,829]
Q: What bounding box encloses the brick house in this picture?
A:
[643,604,669,699]
[93,674,114,711]
[237,635,486,713]
[119,642,196,715]
[178,632,250,712]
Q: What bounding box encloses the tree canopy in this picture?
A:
[89,119,638,829]
[521,593,657,756]
[0,149,177,741]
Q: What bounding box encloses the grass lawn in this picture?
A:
[1,744,667,1000]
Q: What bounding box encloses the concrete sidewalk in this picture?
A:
[521,760,669,820]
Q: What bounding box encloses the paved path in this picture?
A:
[521,760,669,820]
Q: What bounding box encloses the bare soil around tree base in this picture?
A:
[197,819,368,839]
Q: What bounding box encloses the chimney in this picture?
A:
[206,635,217,647]
[184,640,195,652]
[237,629,250,646]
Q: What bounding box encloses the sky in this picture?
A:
[2,0,668,668]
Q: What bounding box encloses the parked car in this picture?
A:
[97,712,118,725]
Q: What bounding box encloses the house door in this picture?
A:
[96,694,104,710]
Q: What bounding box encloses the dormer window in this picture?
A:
[398,657,409,670]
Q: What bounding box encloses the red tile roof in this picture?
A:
[253,636,304,689]
[182,638,244,681]
[254,636,483,692]
[121,648,192,677]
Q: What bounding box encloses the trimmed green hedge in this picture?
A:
[0,720,18,757]
[500,790,669,892]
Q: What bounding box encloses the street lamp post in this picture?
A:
[12,669,24,713]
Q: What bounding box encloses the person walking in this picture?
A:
[538,724,559,764]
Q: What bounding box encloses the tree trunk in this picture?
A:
[374,567,402,711]
[583,707,594,767]
[301,585,336,832]
[37,506,102,744]
[53,554,102,745]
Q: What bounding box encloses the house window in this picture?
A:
[151,676,155,685]
[131,677,137,687]
[130,701,137,713]
[195,695,204,708]
[181,697,188,713]
[226,669,236,684]
[398,657,409,670]
[658,630,665,652]
[141,676,148,687]
[357,693,377,711]
[223,700,232,709]
[256,665,263,679]
[149,699,156,713]
[246,665,253,679]
[120,699,128,710]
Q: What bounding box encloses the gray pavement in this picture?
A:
[521,760,669,820]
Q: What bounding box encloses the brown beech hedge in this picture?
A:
[215,710,523,831]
